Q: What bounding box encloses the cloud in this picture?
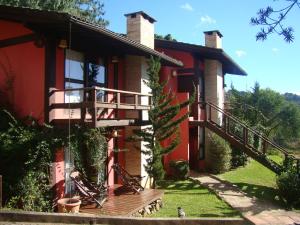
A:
[200,15,216,24]
[235,50,247,58]
[181,3,194,11]
[272,48,279,53]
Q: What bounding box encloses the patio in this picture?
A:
[79,185,164,216]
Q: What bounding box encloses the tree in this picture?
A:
[228,82,300,146]
[251,0,299,42]
[155,34,177,42]
[132,57,193,183]
[0,0,108,26]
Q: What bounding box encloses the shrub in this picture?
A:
[207,133,232,174]
[276,157,300,208]
[169,160,189,179]
[231,146,248,168]
[6,171,52,212]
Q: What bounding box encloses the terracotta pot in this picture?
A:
[57,198,81,213]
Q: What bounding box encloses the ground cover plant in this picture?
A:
[150,180,240,218]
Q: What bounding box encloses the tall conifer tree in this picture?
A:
[133,57,194,183]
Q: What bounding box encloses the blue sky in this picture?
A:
[103,0,300,95]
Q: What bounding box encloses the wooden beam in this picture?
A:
[0,34,37,48]
[0,175,2,208]
[96,119,136,127]
[44,37,56,123]
[50,102,92,110]
[189,120,206,127]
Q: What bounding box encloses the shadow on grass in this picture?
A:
[156,180,201,190]
[233,182,287,208]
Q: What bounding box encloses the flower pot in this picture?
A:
[57,198,81,213]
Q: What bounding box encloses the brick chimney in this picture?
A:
[204,30,223,49]
[123,11,156,189]
[125,11,156,49]
[203,30,224,122]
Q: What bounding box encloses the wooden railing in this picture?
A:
[49,86,152,127]
[203,101,300,174]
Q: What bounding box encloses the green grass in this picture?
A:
[149,179,241,218]
[219,156,286,207]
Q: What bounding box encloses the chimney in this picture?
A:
[125,11,156,49]
[204,30,223,49]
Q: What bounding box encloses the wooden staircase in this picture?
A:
[190,102,300,174]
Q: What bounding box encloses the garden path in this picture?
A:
[190,172,300,225]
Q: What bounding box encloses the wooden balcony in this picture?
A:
[49,87,152,127]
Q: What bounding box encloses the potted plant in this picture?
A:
[57,197,81,213]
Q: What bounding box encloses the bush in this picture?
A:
[276,158,300,208]
[6,171,52,212]
[231,146,248,168]
[207,133,232,174]
[169,160,189,179]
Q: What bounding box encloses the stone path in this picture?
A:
[190,172,300,225]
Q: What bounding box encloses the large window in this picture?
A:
[64,50,107,103]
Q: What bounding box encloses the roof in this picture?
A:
[124,11,156,23]
[0,5,182,67]
[155,39,247,76]
[204,30,223,38]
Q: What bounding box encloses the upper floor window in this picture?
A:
[64,50,107,103]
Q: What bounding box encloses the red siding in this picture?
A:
[0,20,45,122]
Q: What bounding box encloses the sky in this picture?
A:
[102,0,300,95]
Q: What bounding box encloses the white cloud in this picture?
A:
[235,50,247,58]
[272,48,279,53]
[181,3,194,11]
[200,15,216,24]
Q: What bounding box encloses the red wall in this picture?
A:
[158,47,207,173]
[0,20,45,122]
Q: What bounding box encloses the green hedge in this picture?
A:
[169,160,189,179]
[207,133,232,174]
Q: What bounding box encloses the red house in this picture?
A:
[0,6,247,199]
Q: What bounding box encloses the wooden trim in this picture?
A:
[0,34,37,48]
[44,37,56,123]
[0,175,2,208]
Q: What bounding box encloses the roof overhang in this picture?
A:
[155,39,247,76]
[0,5,183,67]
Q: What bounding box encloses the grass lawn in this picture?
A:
[218,156,286,208]
[149,179,241,218]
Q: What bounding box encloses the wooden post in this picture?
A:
[208,104,212,121]
[262,140,267,155]
[223,115,227,132]
[116,92,121,108]
[135,94,139,109]
[227,117,230,134]
[0,175,2,208]
[148,96,152,108]
[243,127,248,145]
[91,88,97,127]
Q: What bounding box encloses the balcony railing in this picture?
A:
[49,87,152,127]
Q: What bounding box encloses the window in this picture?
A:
[64,50,107,103]
[65,50,84,103]
[88,58,106,87]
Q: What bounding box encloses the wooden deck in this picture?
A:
[80,185,164,216]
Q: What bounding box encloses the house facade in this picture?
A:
[0,6,246,198]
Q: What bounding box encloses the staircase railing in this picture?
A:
[202,101,300,174]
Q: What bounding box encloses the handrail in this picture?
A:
[202,101,295,159]
[50,86,152,97]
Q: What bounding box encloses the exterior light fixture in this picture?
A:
[171,70,177,77]
[58,39,68,49]
[111,56,119,63]
[111,129,119,138]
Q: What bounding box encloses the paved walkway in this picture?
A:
[190,172,300,225]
